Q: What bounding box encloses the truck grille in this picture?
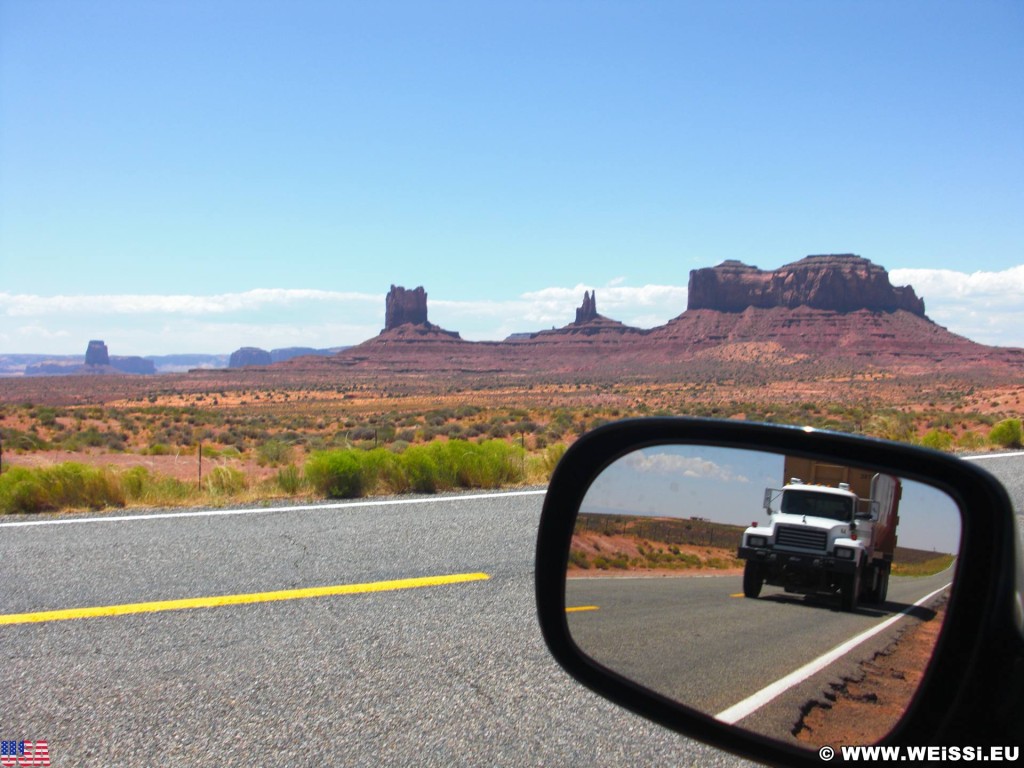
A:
[775,525,827,552]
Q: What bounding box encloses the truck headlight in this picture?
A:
[747,535,768,548]
[834,546,856,560]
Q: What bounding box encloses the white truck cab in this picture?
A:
[738,462,900,611]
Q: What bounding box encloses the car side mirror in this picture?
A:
[535,418,1022,765]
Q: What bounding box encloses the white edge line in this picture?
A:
[962,452,1024,461]
[715,582,951,725]
[0,489,548,529]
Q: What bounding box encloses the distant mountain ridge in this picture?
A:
[281,254,1022,378]
[6,255,1023,380]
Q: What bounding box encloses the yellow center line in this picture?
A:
[566,605,599,613]
[0,572,491,626]
[730,593,745,598]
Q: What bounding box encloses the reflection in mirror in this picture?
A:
[565,445,960,749]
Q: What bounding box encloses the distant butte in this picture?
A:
[373,284,462,341]
[687,254,926,315]
[528,290,645,340]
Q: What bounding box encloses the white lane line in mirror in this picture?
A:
[715,583,951,725]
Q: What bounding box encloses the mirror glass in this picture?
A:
[565,445,960,749]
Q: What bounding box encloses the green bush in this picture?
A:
[0,467,48,513]
[398,445,445,493]
[989,419,1023,449]
[276,464,303,495]
[0,463,124,514]
[956,431,986,450]
[920,429,955,451]
[205,466,248,496]
[305,449,371,498]
[541,443,567,478]
[257,439,294,467]
[303,440,527,498]
[120,466,195,505]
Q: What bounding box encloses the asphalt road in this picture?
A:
[0,491,749,768]
[565,568,951,718]
[0,450,1019,767]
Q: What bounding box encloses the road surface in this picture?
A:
[0,491,747,767]
[566,568,950,717]
[0,450,1019,766]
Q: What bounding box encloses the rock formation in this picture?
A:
[377,285,461,340]
[229,347,273,368]
[384,285,429,330]
[575,291,598,323]
[85,340,110,366]
[527,290,644,340]
[687,255,926,315]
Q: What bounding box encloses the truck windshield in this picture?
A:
[780,490,854,521]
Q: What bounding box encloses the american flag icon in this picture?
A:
[0,741,50,767]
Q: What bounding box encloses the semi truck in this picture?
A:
[737,457,900,611]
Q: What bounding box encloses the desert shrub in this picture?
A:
[33,407,60,427]
[257,439,294,467]
[117,465,193,505]
[0,463,124,514]
[0,428,48,452]
[0,467,48,513]
[867,412,916,443]
[398,445,443,493]
[119,466,151,499]
[305,449,371,498]
[989,418,1023,449]
[568,549,591,569]
[349,426,378,442]
[61,427,125,451]
[276,465,303,495]
[146,443,172,456]
[358,448,400,494]
[919,429,955,451]
[450,439,524,487]
[302,439,528,498]
[205,466,248,496]
[956,431,986,450]
[442,423,465,438]
[540,443,567,478]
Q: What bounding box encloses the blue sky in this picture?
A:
[1,1,1021,356]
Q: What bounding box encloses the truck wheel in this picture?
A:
[742,562,763,598]
[840,571,859,612]
[864,562,891,605]
[877,563,890,604]
[863,564,881,604]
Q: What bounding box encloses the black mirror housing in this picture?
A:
[535,418,1023,765]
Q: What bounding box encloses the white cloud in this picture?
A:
[624,450,749,483]
[434,281,689,340]
[890,265,1024,348]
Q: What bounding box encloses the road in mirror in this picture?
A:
[565,444,960,749]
